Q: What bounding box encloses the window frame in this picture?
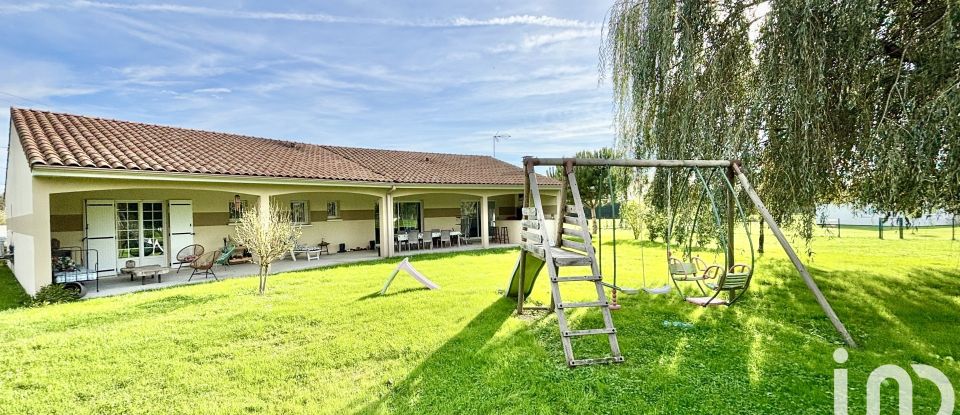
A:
[290,200,311,225]
[326,200,340,220]
[228,199,249,224]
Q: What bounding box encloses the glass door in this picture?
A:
[394,201,422,232]
[460,201,479,238]
[116,201,166,269]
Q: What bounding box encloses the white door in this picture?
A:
[168,200,194,266]
[84,200,117,275]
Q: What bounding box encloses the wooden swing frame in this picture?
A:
[520,157,858,348]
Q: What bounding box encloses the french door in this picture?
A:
[115,201,166,269]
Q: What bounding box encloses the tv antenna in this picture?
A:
[493,132,510,158]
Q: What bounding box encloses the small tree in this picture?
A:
[620,200,644,240]
[233,203,300,295]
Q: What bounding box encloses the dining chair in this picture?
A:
[440,230,452,248]
[407,230,421,250]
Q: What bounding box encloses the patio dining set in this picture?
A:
[395,229,465,251]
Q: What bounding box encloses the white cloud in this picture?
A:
[490,29,601,53]
[450,15,599,29]
[54,1,601,29]
[192,87,231,94]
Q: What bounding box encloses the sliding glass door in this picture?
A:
[394,201,422,232]
[459,200,496,238]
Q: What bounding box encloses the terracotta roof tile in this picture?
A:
[10,108,557,186]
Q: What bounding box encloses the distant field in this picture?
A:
[0,227,957,414]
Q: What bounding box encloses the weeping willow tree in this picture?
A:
[602,0,959,237]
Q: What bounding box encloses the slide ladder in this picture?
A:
[507,161,623,367]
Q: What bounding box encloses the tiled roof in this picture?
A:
[10,108,556,186]
[326,146,537,186]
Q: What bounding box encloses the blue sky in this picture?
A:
[0,0,618,187]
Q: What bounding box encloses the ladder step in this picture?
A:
[558,301,607,309]
[563,215,580,226]
[562,328,616,337]
[566,205,579,214]
[569,356,625,367]
[552,275,601,282]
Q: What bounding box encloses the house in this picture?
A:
[4,107,559,295]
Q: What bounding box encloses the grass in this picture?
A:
[0,265,30,311]
[0,226,958,414]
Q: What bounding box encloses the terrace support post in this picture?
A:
[899,217,904,239]
[379,194,394,257]
[481,195,490,248]
[732,164,857,348]
[28,188,52,295]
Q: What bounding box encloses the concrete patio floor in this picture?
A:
[84,242,515,298]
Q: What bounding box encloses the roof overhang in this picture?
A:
[30,165,547,191]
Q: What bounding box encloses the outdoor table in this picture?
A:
[396,231,464,248]
[120,265,171,285]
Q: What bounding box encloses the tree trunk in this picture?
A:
[591,206,598,234]
[258,264,269,295]
[757,221,765,254]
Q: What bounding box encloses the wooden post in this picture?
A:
[836,218,840,238]
[732,164,857,348]
[898,217,904,239]
[725,165,736,269]
[952,215,956,241]
[517,159,533,314]
[554,162,569,248]
[879,217,884,239]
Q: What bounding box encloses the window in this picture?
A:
[229,200,249,224]
[291,201,310,225]
[394,201,422,232]
[326,201,340,220]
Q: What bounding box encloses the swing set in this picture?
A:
[506,156,856,366]
[598,164,755,307]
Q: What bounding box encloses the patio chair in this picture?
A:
[216,245,236,266]
[189,250,220,281]
[396,233,409,251]
[439,230,452,248]
[175,244,204,273]
[407,230,421,250]
[430,229,440,248]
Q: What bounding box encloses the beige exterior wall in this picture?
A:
[5,127,48,294]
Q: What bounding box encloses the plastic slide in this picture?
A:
[505,251,545,298]
[379,257,439,294]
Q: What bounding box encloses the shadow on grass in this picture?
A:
[357,297,517,413]
[355,287,431,301]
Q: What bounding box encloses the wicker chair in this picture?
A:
[175,244,204,273]
[188,250,219,281]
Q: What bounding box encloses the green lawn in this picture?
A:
[0,265,30,311]
[0,227,957,414]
